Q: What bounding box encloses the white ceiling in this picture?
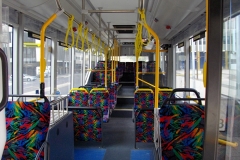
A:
[3,0,206,44]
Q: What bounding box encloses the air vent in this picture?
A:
[122,42,135,45]
[113,25,135,34]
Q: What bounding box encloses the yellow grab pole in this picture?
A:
[104,47,108,88]
[142,22,159,109]
[114,39,117,83]
[40,10,63,97]
[138,78,155,88]
[136,54,139,87]
[203,0,208,87]
[111,48,114,83]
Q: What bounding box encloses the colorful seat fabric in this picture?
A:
[158,91,172,107]
[89,90,109,123]
[68,91,88,106]
[93,71,111,83]
[159,104,205,160]
[73,109,102,142]
[68,88,103,142]
[108,85,115,109]
[2,101,51,160]
[134,92,154,142]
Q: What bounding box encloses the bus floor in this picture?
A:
[74,116,155,160]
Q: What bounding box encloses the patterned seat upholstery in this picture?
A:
[2,101,50,160]
[68,88,102,142]
[68,91,88,106]
[93,71,111,84]
[158,91,172,107]
[134,91,154,142]
[108,85,115,110]
[73,109,102,142]
[159,104,205,160]
[89,90,109,123]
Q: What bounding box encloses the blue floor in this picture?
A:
[130,150,153,160]
[74,148,106,160]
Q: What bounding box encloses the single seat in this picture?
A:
[2,101,51,160]
[159,104,205,160]
[157,88,205,160]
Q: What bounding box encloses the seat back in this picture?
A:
[68,88,89,107]
[134,89,154,143]
[159,104,205,160]
[73,109,102,142]
[158,89,173,107]
[2,101,50,160]
[89,89,109,123]
[68,88,102,142]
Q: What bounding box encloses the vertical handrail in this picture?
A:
[136,54,139,87]
[0,49,8,111]
[40,10,63,98]
[104,47,108,88]
[111,48,114,84]
[142,22,159,109]
[113,39,118,83]
[203,0,208,87]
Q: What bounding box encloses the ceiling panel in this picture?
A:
[89,0,138,10]
[4,0,207,44]
[149,0,205,40]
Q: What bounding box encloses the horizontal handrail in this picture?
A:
[89,88,108,93]
[69,88,88,93]
[135,88,154,93]
[159,89,173,92]
[218,139,238,148]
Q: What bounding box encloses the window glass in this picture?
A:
[218,3,240,159]
[2,26,12,96]
[91,53,96,69]
[23,31,51,95]
[189,37,206,99]
[73,49,83,87]
[175,45,185,97]
[56,46,71,94]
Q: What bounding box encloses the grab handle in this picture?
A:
[169,88,202,105]
[0,49,8,111]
